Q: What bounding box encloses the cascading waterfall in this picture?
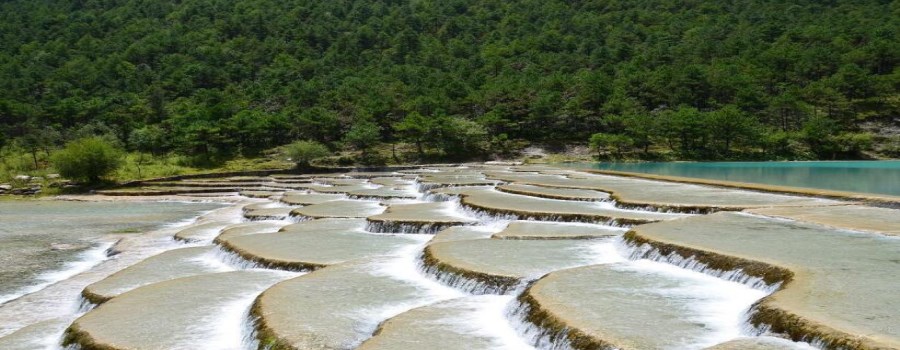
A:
[619,238,781,292]
[1,169,840,350]
[506,298,576,350]
[405,182,801,350]
[0,241,115,306]
[611,201,714,214]
[347,239,466,343]
[438,194,635,228]
[502,236,783,350]
[0,201,227,341]
[75,296,97,314]
[286,213,314,223]
[365,221,466,234]
[417,252,527,295]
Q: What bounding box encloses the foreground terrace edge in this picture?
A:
[13,162,895,350]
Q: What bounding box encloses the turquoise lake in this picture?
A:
[561,161,900,196]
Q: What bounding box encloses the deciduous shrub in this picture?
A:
[284,140,330,168]
[51,137,123,183]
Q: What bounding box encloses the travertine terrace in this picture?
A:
[11,163,893,350]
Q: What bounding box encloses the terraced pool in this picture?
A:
[1,164,896,350]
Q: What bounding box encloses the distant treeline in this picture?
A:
[0,0,897,163]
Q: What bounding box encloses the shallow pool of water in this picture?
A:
[0,200,224,304]
[561,161,900,196]
[1,167,835,349]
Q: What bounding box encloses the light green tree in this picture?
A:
[284,140,330,168]
[52,137,123,183]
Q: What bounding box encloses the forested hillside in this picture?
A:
[1,0,898,167]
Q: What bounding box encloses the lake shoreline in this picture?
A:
[583,168,900,208]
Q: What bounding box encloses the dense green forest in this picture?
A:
[1,0,898,174]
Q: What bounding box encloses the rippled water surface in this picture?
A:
[563,161,900,195]
[0,200,224,303]
[0,169,833,349]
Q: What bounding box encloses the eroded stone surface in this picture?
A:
[239,190,284,198]
[65,271,291,350]
[430,226,496,243]
[290,200,385,219]
[220,229,420,270]
[243,202,278,211]
[358,295,524,350]
[746,205,900,236]
[279,218,367,233]
[96,187,239,196]
[263,182,316,191]
[423,238,598,293]
[427,186,495,198]
[82,246,224,303]
[314,178,369,186]
[51,164,891,350]
[417,174,501,190]
[270,174,314,182]
[485,171,841,212]
[450,188,687,225]
[215,221,286,243]
[243,206,295,220]
[348,188,418,200]
[173,221,231,242]
[343,172,403,179]
[0,318,70,350]
[494,221,624,240]
[519,263,767,349]
[497,184,609,201]
[306,184,372,194]
[370,177,412,187]
[627,212,900,349]
[367,202,477,232]
[704,337,815,350]
[253,259,428,350]
[280,193,344,205]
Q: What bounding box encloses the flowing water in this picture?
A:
[0,199,224,340]
[0,169,829,349]
[563,161,900,196]
[0,200,224,306]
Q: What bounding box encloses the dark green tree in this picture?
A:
[395,112,431,158]
[0,0,895,162]
[622,114,658,155]
[343,120,381,158]
[590,133,634,159]
[802,116,840,159]
[128,125,166,178]
[707,105,760,156]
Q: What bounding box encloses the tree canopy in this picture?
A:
[51,137,123,183]
[0,0,897,162]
